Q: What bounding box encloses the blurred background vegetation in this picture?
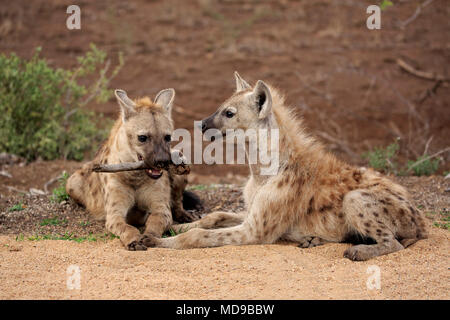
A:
[0,0,448,180]
[0,44,122,161]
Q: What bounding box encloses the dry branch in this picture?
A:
[396,59,449,82]
[418,80,443,105]
[43,173,64,194]
[315,131,359,160]
[406,146,450,172]
[399,0,434,29]
[91,160,190,175]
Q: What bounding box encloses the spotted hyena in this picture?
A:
[66,89,201,251]
[144,72,428,261]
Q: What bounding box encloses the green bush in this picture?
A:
[51,171,70,203]
[363,141,399,174]
[380,0,393,10]
[0,44,122,161]
[407,155,440,176]
[364,140,441,176]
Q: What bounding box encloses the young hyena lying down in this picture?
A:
[144,72,428,261]
[66,89,201,251]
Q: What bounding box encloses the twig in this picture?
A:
[80,59,111,107]
[92,160,190,175]
[396,58,449,82]
[295,72,334,105]
[0,170,12,178]
[361,76,376,109]
[399,0,434,29]
[407,146,450,172]
[315,131,359,160]
[43,173,64,194]
[423,136,433,156]
[6,186,29,194]
[418,80,443,104]
[92,161,147,172]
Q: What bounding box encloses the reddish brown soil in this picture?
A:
[1,0,449,178]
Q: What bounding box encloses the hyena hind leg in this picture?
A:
[342,190,404,261]
[171,211,246,234]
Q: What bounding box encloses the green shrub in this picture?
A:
[407,155,440,176]
[51,171,70,203]
[364,140,442,176]
[380,0,393,10]
[363,141,399,174]
[9,203,24,212]
[0,44,122,161]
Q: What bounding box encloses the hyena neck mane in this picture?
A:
[94,97,164,165]
[267,86,330,175]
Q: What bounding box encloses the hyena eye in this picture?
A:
[137,135,148,143]
[164,134,172,142]
[225,110,235,118]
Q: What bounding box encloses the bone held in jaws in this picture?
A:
[91,161,190,175]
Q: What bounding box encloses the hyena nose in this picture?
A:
[155,159,170,169]
[154,154,171,169]
[201,121,207,133]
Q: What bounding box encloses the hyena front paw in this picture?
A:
[298,237,326,248]
[141,234,159,248]
[126,235,148,251]
[343,245,372,261]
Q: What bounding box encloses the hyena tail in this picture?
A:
[182,190,203,211]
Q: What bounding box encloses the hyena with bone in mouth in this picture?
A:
[144,72,428,261]
[66,89,201,250]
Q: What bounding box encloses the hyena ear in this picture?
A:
[234,71,251,92]
[115,89,136,122]
[155,88,175,116]
[252,80,272,120]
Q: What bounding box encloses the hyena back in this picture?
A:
[146,72,428,261]
[66,89,199,250]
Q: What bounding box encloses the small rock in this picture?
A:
[0,170,12,178]
[8,244,22,252]
[29,188,46,196]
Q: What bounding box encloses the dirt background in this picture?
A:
[0,0,449,300]
[1,0,449,180]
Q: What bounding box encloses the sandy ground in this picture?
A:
[0,176,449,300]
[0,224,448,300]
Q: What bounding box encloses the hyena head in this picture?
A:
[114,89,175,179]
[201,71,273,137]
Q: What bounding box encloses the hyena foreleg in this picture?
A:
[143,202,173,238]
[145,223,253,249]
[146,194,291,249]
[171,211,246,234]
[104,188,147,251]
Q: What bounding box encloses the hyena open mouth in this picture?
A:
[146,168,163,179]
[137,154,164,179]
